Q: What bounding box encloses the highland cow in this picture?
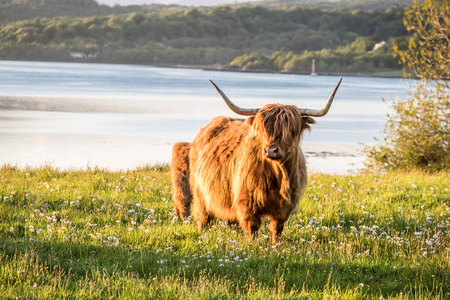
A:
[171,77,342,240]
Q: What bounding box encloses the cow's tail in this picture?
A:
[171,142,192,219]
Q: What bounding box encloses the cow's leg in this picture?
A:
[172,175,191,218]
[236,190,261,237]
[227,220,240,230]
[171,142,192,219]
[192,191,215,232]
[238,214,261,237]
[269,218,286,242]
[197,214,215,231]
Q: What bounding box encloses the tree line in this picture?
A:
[0,0,176,25]
[226,36,407,74]
[0,3,409,73]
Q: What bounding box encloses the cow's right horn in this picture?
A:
[209,80,259,116]
[298,77,343,117]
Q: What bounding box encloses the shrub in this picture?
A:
[365,82,450,171]
[365,0,450,172]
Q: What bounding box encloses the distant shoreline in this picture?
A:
[197,65,406,79]
[0,58,406,79]
[156,62,406,79]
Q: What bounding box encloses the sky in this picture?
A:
[96,0,260,6]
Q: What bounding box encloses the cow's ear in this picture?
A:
[246,117,255,125]
[301,116,316,132]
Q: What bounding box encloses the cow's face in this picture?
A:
[248,104,316,162]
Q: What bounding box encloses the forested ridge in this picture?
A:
[0,0,411,75]
[0,0,182,25]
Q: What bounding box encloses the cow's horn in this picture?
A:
[299,77,343,117]
[209,80,259,116]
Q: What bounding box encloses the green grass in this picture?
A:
[1,165,449,299]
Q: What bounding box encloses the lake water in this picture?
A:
[0,60,410,173]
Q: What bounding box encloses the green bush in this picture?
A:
[365,82,450,171]
[365,0,450,172]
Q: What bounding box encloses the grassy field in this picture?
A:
[1,165,449,299]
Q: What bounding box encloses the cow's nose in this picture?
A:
[265,147,280,159]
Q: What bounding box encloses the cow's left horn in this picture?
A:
[299,77,343,117]
[209,80,259,116]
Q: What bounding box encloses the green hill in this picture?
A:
[0,0,185,25]
[0,1,411,75]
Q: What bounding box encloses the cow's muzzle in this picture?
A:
[264,146,282,160]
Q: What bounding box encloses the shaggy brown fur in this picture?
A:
[171,142,192,219]
[174,103,316,241]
